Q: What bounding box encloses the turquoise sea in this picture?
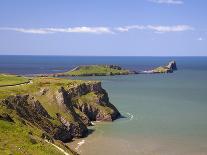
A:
[1,56,207,154]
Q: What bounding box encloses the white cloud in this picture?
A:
[147,25,193,33]
[116,25,146,32]
[0,27,113,34]
[45,27,113,34]
[148,0,183,5]
[0,28,53,34]
[115,25,193,33]
[0,25,193,34]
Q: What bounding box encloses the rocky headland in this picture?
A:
[0,76,120,154]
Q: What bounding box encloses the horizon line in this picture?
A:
[0,54,207,57]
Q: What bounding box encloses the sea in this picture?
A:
[0,55,207,155]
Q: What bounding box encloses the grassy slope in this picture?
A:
[65,65,129,76]
[0,77,82,99]
[0,74,30,87]
[0,106,74,155]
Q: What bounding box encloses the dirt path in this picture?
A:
[0,80,33,87]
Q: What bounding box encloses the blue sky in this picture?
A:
[0,0,206,56]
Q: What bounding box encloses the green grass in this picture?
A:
[0,120,74,155]
[0,77,84,99]
[0,74,30,87]
[153,66,170,73]
[64,65,130,76]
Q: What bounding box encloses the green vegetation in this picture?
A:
[0,74,30,87]
[0,77,83,100]
[64,65,130,76]
[0,105,74,155]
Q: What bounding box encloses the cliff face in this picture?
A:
[67,82,121,121]
[56,82,120,122]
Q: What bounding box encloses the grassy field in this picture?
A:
[64,65,130,76]
[0,74,30,87]
[0,76,84,99]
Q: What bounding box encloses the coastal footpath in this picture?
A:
[0,75,120,154]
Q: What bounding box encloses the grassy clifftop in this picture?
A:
[0,74,30,87]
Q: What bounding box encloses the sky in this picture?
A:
[0,0,207,56]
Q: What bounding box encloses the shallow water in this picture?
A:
[1,56,207,154]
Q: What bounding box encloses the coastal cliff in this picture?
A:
[0,76,120,154]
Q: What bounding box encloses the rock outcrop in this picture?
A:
[166,61,177,71]
[142,60,177,74]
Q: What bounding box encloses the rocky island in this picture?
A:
[0,75,120,154]
[142,61,177,74]
[44,65,138,77]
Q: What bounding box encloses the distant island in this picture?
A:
[40,61,177,77]
[43,64,138,77]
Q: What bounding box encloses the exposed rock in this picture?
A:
[55,81,120,122]
[55,88,88,137]
[74,108,92,126]
[0,113,14,122]
[56,113,88,138]
[1,95,51,120]
[68,82,121,121]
